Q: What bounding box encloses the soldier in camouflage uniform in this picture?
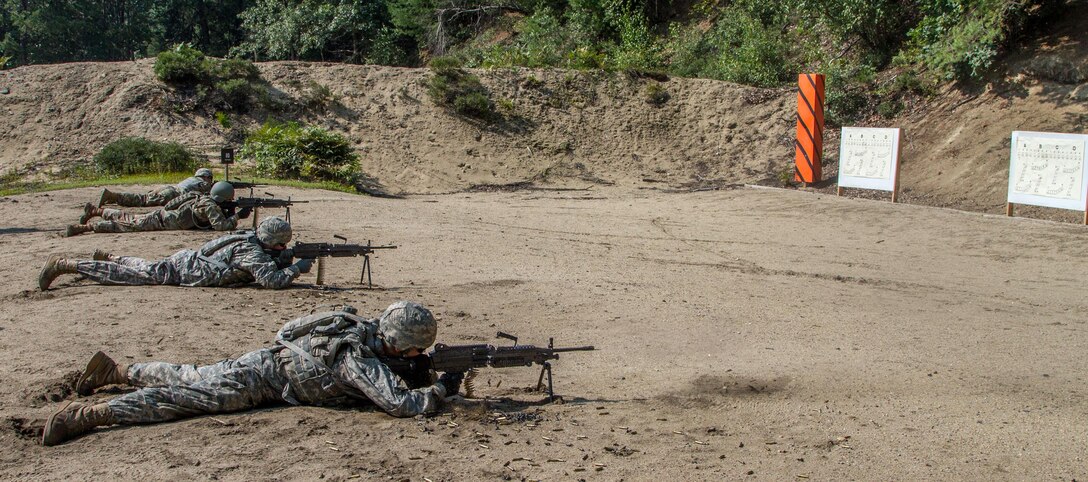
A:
[66,181,248,237]
[96,168,214,207]
[41,301,465,446]
[38,216,315,290]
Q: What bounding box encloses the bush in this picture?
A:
[644,83,670,105]
[426,56,495,119]
[95,137,199,176]
[215,78,255,110]
[153,44,209,83]
[155,44,264,112]
[214,58,261,81]
[243,121,360,185]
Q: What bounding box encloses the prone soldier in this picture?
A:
[97,168,214,207]
[66,181,249,237]
[41,301,465,446]
[39,216,315,290]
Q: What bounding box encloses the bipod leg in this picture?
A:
[285,206,291,224]
[536,362,555,402]
[361,254,373,288]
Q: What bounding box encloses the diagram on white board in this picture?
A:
[1012,136,1084,201]
[840,130,894,180]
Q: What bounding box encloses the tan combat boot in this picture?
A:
[97,188,119,207]
[79,203,104,224]
[38,255,78,291]
[75,351,129,396]
[65,224,92,237]
[92,249,114,262]
[41,401,117,446]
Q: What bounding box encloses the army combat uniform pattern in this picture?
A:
[107,310,447,424]
[114,176,211,207]
[89,192,238,233]
[71,233,302,288]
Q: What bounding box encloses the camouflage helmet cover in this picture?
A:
[256,216,292,247]
[194,168,213,179]
[208,181,235,203]
[378,301,437,352]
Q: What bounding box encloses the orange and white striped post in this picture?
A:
[795,73,825,184]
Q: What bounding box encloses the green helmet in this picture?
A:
[208,181,235,203]
[194,168,213,179]
[378,301,437,353]
[256,216,292,247]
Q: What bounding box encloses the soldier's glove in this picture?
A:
[294,258,315,274]
[437,371,465,397]
[237,206,253,219]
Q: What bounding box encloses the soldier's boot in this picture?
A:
[41,401,116,446]
[38,256,78,291]
[91,249,115,262]
[65,224,92,237]
[79,203,104,224]
[97,188,119,207]
[75,351,129,396]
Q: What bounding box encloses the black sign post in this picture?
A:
[220,147,235,180]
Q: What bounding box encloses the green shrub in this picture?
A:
[153,44,210,83]
[243,121,360,185]
[644,83,670,105]
[155,44,264,112]
[95,137,199,176]
[426,56,495,119]
[301,81,338,110]
[215,111,232,129]
[214,58,261,81]
[215,78,255,110]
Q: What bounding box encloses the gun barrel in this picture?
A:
[550,346,595,352]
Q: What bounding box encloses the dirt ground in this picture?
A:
[1,185,1085,480]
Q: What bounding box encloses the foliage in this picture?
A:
[154,44,263,111]
[231,0,402,64]
[426,56,495,119]
[0,55,9,69]
[643,82,669,105]
[242,121,360,185]
[94,137,199,176]
[153,44,209,83]
[215,111,232,129]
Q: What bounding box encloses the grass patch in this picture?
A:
[0,172,359,197]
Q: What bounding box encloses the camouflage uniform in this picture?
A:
[89,192,238,233]
[70,232,301,288]
[107,310,447,424]
[113,176,211,207]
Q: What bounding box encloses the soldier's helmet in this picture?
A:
[208,181,235,203]
[194,168,213,180]
[256,216,292,247]
[378,301,437,353]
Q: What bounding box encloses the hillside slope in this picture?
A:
[0,54,1085,214]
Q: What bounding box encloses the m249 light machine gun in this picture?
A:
[228,192,307,227]
[381,332,595,402]
[291,236,396,288]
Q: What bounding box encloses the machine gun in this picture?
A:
[226,192,307,226]
[227,179,263,192]
[291,236,396,288]
[381,332,595,402]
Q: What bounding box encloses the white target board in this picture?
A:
[1007,131,1088,211]
[838,127,901,192]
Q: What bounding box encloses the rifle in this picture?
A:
[291,235,396,288]
[227,179,263,191]
[381,332,595,402]
[227,192,308,227]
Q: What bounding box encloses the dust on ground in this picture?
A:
[0,185,1085,480]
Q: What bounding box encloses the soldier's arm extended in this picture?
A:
[236,246,302,289]
[335,347,447,417]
